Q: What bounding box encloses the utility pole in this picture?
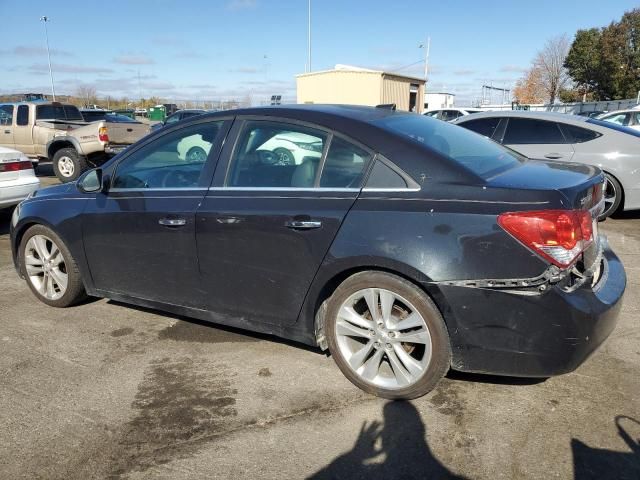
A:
[423,36,430,82]
[40,16,56,101]
[307,0,312,72]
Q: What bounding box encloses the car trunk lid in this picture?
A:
[103,122,150,145]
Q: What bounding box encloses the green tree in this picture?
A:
[564,28,602,99]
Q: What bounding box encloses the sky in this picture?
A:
[0,0,637,106]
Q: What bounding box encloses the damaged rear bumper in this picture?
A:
[433,241,626,377]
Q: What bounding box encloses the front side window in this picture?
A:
[112,121,223,189]
[16,105,29,126]
[227,121,327,188]
[320,137,371,188]
[461,117,501,139]
[165,113,181,124]
[503,118,566,144]
[600,113,630,126]
[0,104,14,126]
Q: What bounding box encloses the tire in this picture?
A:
[599,172,623,220]
[19,224,87,307]
[325,271,451,400]
[52,148,87,183]
[273,147,295,165]
[186,146,208,162]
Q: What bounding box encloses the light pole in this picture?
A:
[419,37,430,82]
[40,16,56,101]
[307,0,311,72]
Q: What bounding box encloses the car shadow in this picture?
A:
[0,208,11,235]
[34,162,55,178]
[572,416,640,479]
[307,401,468,479]
[446,369,547,386]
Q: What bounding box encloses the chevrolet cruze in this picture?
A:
[10,105,626,399]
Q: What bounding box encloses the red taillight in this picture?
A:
[498,210,593,268]
[99,126,109,142]
[0,161,33,172]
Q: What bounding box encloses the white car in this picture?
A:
[424,108,484,122]
[597,109,640,131]
[0,147,40,209]
[257,131,323,165]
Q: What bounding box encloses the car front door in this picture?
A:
[195,118,373,326]
[13,105,35,154]
[501,117,574,161]
[0,104,15,148]
[81,118,230,307]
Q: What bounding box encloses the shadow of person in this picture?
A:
[572,416,640,480]
[308,401,467,480]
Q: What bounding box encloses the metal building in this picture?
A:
[296,65,426,113]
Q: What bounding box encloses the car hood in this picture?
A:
[489,159,604,210]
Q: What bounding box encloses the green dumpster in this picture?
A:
[148,106,166,122]
[113,108,136,120]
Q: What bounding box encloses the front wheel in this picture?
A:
[325,272,451,400]
[52,148,87,183]
[19,225,87,307]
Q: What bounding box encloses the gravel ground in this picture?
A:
[0,169,638,479]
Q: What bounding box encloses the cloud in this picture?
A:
[500,64,528,73]
[227,0,257,10]
[113,54,155,65]
[27,63,113,74]
[1,45,73,57]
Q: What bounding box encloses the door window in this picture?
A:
[442,110,461,121]
[561,124,601,143]
[112,121,223,189]
[600,113,630,126]
[165,113,181,125]
[0,105,13,126]
[16,105,29,126]
[632,112,640,125]
[226,121,328,188]
[461,117,501,139]
[319,137,372,188]
[365,159,412,189]
[503,118,566,144]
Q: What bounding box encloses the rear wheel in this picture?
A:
[186,146,208,162]
[325,272,451,400]
[52,148,87,183]
[19,225,86,307]
[600,173,623,220]
[273,147,295,165]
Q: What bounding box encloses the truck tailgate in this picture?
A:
[105,123,150,145]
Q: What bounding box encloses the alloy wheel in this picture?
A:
[57,156,75,177]
[334,288,432,390]
[24,235,68,300]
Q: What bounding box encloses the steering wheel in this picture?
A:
[161,169,197,188]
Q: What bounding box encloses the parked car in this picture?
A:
[80,110,143,124]
[424,108,483,122]
[0,102,150,182]
[454,110,640,219]
[0,146,39,209]
[575,110,608,118]
[150,109,207,132]
[596,109,640,131]
[10,105,625,400]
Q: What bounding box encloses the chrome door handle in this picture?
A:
[544,153,563,159]
[158,218,186,227]
[285,220,322,229]
[3,130,10,134]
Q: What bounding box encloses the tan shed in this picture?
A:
[296,65,425,113]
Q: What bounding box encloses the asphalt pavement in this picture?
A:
[0,168,638,479]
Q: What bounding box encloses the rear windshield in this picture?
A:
[36,104,84,121]
[374,114,523,178]
[586,118,640,138]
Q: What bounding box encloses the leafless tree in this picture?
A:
[74,84,98,107]
[534,35,571,103]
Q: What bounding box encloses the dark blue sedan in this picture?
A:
[10,105,625,399]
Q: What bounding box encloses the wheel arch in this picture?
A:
[47,138,83,159]
[302,259,452,351]
[601,169,625,210]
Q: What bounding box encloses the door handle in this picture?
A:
[158,217,186,227]
[4,130,10,134]
[285,220,322,229]
[544,153,563,159]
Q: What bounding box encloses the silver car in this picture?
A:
[454,111,640,218]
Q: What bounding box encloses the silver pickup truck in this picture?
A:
[0,101,150,182]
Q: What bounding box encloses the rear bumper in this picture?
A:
[0,176,40,208]
[437,242,625,377]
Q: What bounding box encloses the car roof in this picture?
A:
[599,108,639,115]
[456,110,591,125]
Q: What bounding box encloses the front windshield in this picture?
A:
[374,114,524,178]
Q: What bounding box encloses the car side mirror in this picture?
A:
[77,168,105,193]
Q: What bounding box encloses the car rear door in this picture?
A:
[195,118,374,327]
[501,117,574,161]
[81,118,231,307]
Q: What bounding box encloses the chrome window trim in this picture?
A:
[109,187,208,193]
[361,187,421,192]
[208,186,360,193]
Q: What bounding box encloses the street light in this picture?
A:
[307,0,311,73]
[40,16,56,101]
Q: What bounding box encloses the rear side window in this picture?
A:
[503,118,566,144]
[461,117,501,139]
[16,105,29,126]
[374,114,523,179]
[319,137,371,188]
[36,104,83,121]
[0,104,14,125]
[365,160,409,189]
[561,124,601,143]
